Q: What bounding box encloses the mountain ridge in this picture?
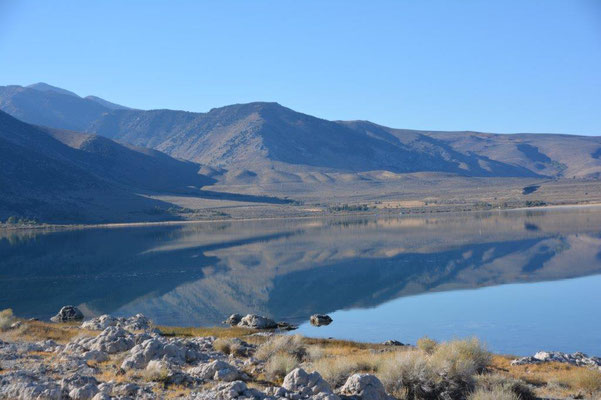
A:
[1,83,601,180]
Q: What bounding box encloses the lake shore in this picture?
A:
[1,311,600,400]
[3,198,601,234]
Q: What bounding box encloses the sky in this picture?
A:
[0,0,600,135]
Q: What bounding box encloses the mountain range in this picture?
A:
[1,82,600,222]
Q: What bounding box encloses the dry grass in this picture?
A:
[255,334,306,361]
[417,336,438,355]
[0,319,96,344]
[312,351,388,388]
[468,386,519,400]
[157,325,254,339]
[490,355,601,399]
[474,374,535,400]
[0,309,15,331]
[265,353,299,381]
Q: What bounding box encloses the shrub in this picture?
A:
[431,338,491,374]
[570,368,601,397]
[417,336,438,355]
[0,309,15,331]
[475,374,535,400]
[379,341,485,400]
[213,338,233,355]
[265,353,299,381]
[255,334,306,361]
[311,353,379,388]
[468,386,518,400]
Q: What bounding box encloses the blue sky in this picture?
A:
[1,0,600,134]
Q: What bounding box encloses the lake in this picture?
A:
[1,206,600,356]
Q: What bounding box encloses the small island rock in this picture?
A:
[50,306,84,323]
[310,314,333,327]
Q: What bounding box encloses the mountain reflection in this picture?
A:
[1,207,601,325]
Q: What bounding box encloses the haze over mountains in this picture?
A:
[1,82,601,223]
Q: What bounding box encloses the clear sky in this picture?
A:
[1,0,600,135]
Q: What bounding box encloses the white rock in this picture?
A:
[283,368,332,395]
[340,374,388,400]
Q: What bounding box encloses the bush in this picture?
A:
[255,334,306,361]
[571,368,601,397]
[265,353,299,381]
[474,374,535,400]
[468,386,518,400]
[379,339,489,400]
[311,353,379,388]
[431,338,491,374]
[417,336,438,355]
[0,309,15,331]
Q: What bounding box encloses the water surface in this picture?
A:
[1,207,600,355]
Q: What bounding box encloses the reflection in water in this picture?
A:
[1,207,601,354]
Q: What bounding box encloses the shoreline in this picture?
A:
[3,199,601,234]
[1,312,600,399]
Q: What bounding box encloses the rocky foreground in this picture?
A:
[1,311,600,400]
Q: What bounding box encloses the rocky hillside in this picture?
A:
[3,83,601,181]
[0,110,212,223]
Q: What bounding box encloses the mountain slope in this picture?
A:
[1,83,601,179]
[0,111,212,223]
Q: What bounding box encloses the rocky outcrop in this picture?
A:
[50,305,84,323]
[512,351,601,369]
[382,340,405,346]
[187,360,245,382]
[237,314,278,330]
[309,314,332,327]
[121,335,215,370]
[224,314,243,326]
[283,368,333,396]
[340,374,388,400]
[81,314,152,332]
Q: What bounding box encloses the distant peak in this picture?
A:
[27,82,80,98]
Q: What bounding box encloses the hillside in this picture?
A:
[1,83,600,181]
[0,111,212,223]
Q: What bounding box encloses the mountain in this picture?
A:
[0,110,213,223]
[2,83,601,181]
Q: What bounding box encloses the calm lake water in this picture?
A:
[1,207,600,355]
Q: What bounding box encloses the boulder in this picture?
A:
[238,314,278,329]
[225,314,243,326]
[81,313,153,332]
[340,374,388,400]
[382,340,405,346]
[283,368,333,396]
[512,351,601,368]
[310,314,333,327]
[50,306,84,323]
[188,360,244,382]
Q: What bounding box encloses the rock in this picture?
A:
[9,321,22,330]
[224,314,243,326]
[0,371,63,400]
[237,314,278,329]
[277,322,299,331]
[283,368,333,395]
[310,314,333,327]
[382,340,405,346]
[188,360,244,382]
[121,336,213,370]
[81,313,153,332]
[50,305,84,322]
[340,374,388,400]
[69,383,99,400]
[511,351,601,369]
